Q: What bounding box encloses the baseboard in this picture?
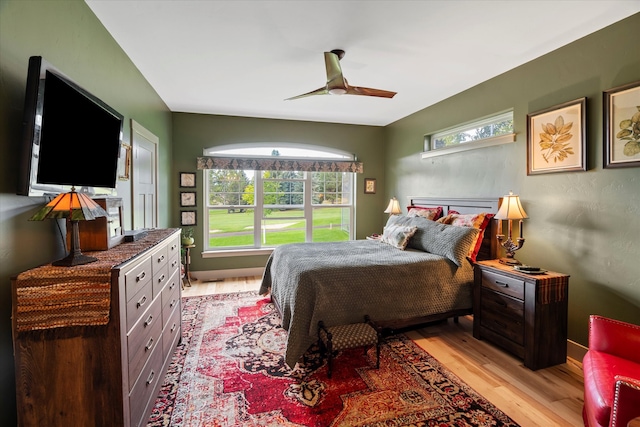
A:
[567,339,587,366]
[190,267,265,282]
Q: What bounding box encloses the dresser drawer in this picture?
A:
[162,270,180,324]
[480,289,524,345]
[124,257,153,302]
[151,244,169,276]
[168,251,180,276]
[126,280,153,331]
[481,270,525,300]
[152,263,169,298]
[167,236,181,263]
[128,297,162,387]
[163,304,182,357]
[129,341,163,427]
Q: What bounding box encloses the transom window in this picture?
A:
[203,144,355,252]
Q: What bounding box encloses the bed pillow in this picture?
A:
[406,206,443,221]
[407,216,480,267]
[437,212,494,262]
[381,224,418,250]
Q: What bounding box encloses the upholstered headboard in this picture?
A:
[408,197,502,261]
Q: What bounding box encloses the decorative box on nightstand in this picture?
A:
[473,259,570,370]
[71,197,125,251]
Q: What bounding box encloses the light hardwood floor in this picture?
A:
[182,276,585,427]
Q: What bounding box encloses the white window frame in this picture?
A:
[202,144,356,256]
[421,111,516,159]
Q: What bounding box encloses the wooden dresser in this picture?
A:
[473,259,570,370]
[12,228,182,427]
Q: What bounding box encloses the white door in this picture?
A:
[131,120,158,229]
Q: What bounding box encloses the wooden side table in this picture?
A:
[473,259,570,370]
[182,244,195,288]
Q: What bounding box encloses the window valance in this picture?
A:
[197,156,363,173]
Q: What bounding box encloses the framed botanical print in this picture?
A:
[180,210,197,226]
[603,80,640,168]
[180,191,196,207]
[180,172,196,188]
[527,97,587,175]
[364,178,376,194]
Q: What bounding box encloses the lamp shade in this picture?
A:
[30,190,108,221]
[384,197,402,215]
[495,192,528,220]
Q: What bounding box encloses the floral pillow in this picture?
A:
[437,212,494,262]
[381,224,418,250]
[406,206,443,221]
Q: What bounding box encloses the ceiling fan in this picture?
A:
[285,49,397,100]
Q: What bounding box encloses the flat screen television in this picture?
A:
[17,56,124,197]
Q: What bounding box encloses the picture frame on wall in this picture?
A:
[180,191,197,207]
[181,210,197,226]
[603,80,640,169]
[364,178,376,194]
[118,144,131,181]
[527,97,587,175]
[180,172,196,188]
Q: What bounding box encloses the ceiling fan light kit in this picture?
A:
[286,49,396,101]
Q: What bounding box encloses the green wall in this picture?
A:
[0,0,173,422]
[172,113,386,272]
[384,13,640,346]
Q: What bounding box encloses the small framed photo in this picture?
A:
[364,178,376,194]
[604,80,640,169]
[527,97,587,175]
[180,191,197,207]
[180,210,197,226]
[118,144,131,181]
[180,172,196,188]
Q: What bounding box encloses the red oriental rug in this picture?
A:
[147,292,519,427]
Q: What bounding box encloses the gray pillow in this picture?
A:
[406,216,480,267]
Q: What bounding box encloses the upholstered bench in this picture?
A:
[318,315,381,378]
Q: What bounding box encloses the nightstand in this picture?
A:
[473,259,569,370]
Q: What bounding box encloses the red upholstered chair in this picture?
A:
[582,315,640,427]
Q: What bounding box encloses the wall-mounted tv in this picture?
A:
[17,56,124,197]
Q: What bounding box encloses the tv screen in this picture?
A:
[17,56,124,196]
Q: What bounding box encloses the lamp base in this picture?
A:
[499,257,522,266]
[52,253,98,267]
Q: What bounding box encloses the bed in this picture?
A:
[259,197,501,368]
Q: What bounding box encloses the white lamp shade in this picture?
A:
[384,197,402,215]
[495,192,528,220]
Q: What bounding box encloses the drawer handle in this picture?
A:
[158,274,166,283]
[171,260,178,268]
[171,244,177,251]
[145,337,154,351]
[169,282,176,290]
[136,271,146,282]
[170,299,177,308]
[157,255,165,263]
[171,323,178,333]
[144,315,153,327]
[495,281,509,288]
[136,295,147,308]
[146,370,155,385]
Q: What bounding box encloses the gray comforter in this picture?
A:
[259,239,474,368]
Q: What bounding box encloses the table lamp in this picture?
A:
[384,197,402,215]
[30,188,108,266]
[495,191,528,265]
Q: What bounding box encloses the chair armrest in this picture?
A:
[611,376,640,427]
[589,315,640,363]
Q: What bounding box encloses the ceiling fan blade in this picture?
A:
[346,86,397,98]
[324,51,344,83]
[284,86,329,101]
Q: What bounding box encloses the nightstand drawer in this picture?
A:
[480,289,524,345]
[481,270,524,300]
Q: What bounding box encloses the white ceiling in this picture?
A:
[85,1,639,127]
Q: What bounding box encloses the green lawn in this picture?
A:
[208,207,349,246]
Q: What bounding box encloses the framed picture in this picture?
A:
[527,97,586,175]
[180,191,197,207]
[118,144,131,181]
[364,178,376,194]
[180,172,196,188]
[604,80,640,169]
[180,210,197,226]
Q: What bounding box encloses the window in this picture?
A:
[422,111,515,159]
[203,144,355,252]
